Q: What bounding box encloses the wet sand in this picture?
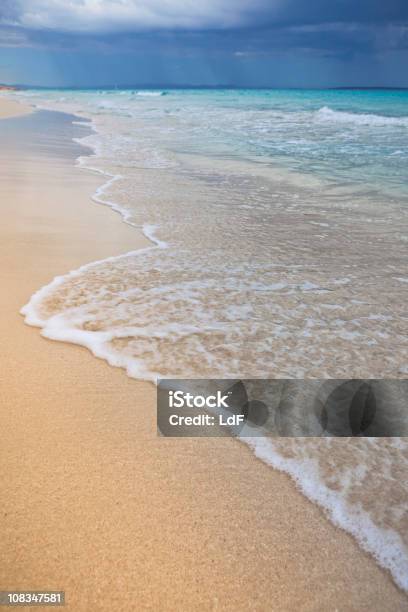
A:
[0,99,407,611]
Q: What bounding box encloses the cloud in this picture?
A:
[0,0,279,33]
[1,0,407,35]
[0,0,407,71]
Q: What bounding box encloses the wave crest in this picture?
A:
[134,90,168,97]
[315,106,408,127]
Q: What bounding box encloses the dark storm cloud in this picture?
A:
[0,0,406,87]
[268,0,408,27]
[1,0,407,34]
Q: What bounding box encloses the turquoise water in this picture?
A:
[17,88,408,198]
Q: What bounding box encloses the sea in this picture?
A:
[8,87,408,591]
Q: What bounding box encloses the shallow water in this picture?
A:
[10,88,408,591]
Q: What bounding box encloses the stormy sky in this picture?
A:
[0,0,407,87]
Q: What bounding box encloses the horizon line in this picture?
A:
[2,84,408,91]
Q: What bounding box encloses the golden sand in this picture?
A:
[0,100,406,611]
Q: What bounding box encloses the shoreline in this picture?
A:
[20,103,167,381]
[1,99,407,610]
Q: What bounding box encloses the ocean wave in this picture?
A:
[134,90,168,97]
[315,106,408,127]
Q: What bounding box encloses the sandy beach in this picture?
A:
[0,98,407,611]
[0,97,32,119]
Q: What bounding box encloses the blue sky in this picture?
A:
[0,0,407,87]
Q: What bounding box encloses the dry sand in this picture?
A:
[0,99,407,611]
[0,96,32,119]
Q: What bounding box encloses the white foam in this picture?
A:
[73,125,169,250]
[134,91,167,97]
[242,436,408,593]
[142,224,168,249]
[316,106,408,127]
[21,109,170,382]
[21,264,161,382]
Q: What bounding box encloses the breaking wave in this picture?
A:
[316,106,408,127]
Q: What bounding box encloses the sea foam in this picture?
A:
[316,106,408,127]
